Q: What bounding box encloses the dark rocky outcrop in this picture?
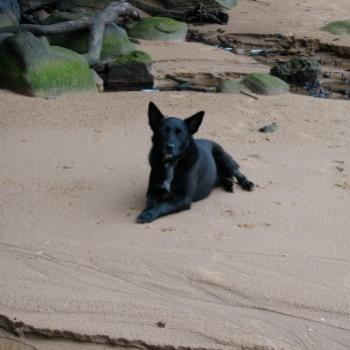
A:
[161,0,237,11]
[271,57,321,86]
[103,50,154,90]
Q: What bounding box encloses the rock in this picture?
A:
[322,20,350,35]
[58,0,110,12]
[216,79,241,94]
[100,24,135,60]
[91,69,104,92]
[18,0,56,12]
[270,57,321,86]
[243,73,289,96]
[259,122,278,133]
[42,11,85,24]
[128,17,188,41]
[105,50,154,90]
[0,31,96,97]
[0,0,20,27]
[0,32,12,43]
[161,0,237,11]
[46,20,135,60]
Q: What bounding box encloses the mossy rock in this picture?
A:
[216,79,242,93]
[271,57,320,86]
[101,24,135,60]
[18,0,55,11]
[243,73,289,96]
[58,0,110,11]
[113,50,152,65]
[128,17,188,41]
[162,0,237,10]
[322,20,350,35]
[0,31,96,97]
[105,50,154,90]
[46,19,135,59]
[0,13,13,27]
[0,0,20,27]
[42,11,86,24]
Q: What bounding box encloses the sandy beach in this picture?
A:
[1,89,350,349]
[1,0,350,349]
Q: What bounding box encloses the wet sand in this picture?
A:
[1,89,350,349]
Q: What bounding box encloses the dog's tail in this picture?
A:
[212,143,254,192]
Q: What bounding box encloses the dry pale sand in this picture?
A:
[229,0,350,35]
[138,40,269,81]
[1,88,350,350]
[194,0,350,48]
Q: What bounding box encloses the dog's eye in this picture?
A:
[175,128,182,135]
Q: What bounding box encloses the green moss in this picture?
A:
[0,32,96,97]
[100,27,135,60]
[322,20,350,35]
[128,17,188,41]
[243,73,289,96]
[113,50,152,65]
[27,46,96,97]
[216,79,242,93]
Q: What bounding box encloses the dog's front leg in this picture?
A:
[136,196,192,223]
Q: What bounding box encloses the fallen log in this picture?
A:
[0,1,139,66]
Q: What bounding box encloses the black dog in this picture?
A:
[136,102,254,223]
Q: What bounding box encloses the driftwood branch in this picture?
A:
[0,1,139,66]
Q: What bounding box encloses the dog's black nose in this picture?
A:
[165,144,175,153]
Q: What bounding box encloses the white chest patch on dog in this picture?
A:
[161,163,174,193]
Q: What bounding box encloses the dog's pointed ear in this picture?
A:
[148,102,164,131]
[185,111,205,135]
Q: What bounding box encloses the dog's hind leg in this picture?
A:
[212,144,255,192]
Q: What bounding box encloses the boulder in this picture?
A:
[243,73,289,96]
[46,20,135,60]
[216,79,242,93]
[58,0,110,12]
[270,57,321,86]
[0,31,96,97]
[18,0,56,12]
[42,11,85,24]
[161,0,237,11]
[105,50,154,90]
[322,20,350,36]
[128,17,188,41]
[0,0,20,27]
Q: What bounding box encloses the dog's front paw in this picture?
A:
[136,209,158,224]
[242,180,255,192]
